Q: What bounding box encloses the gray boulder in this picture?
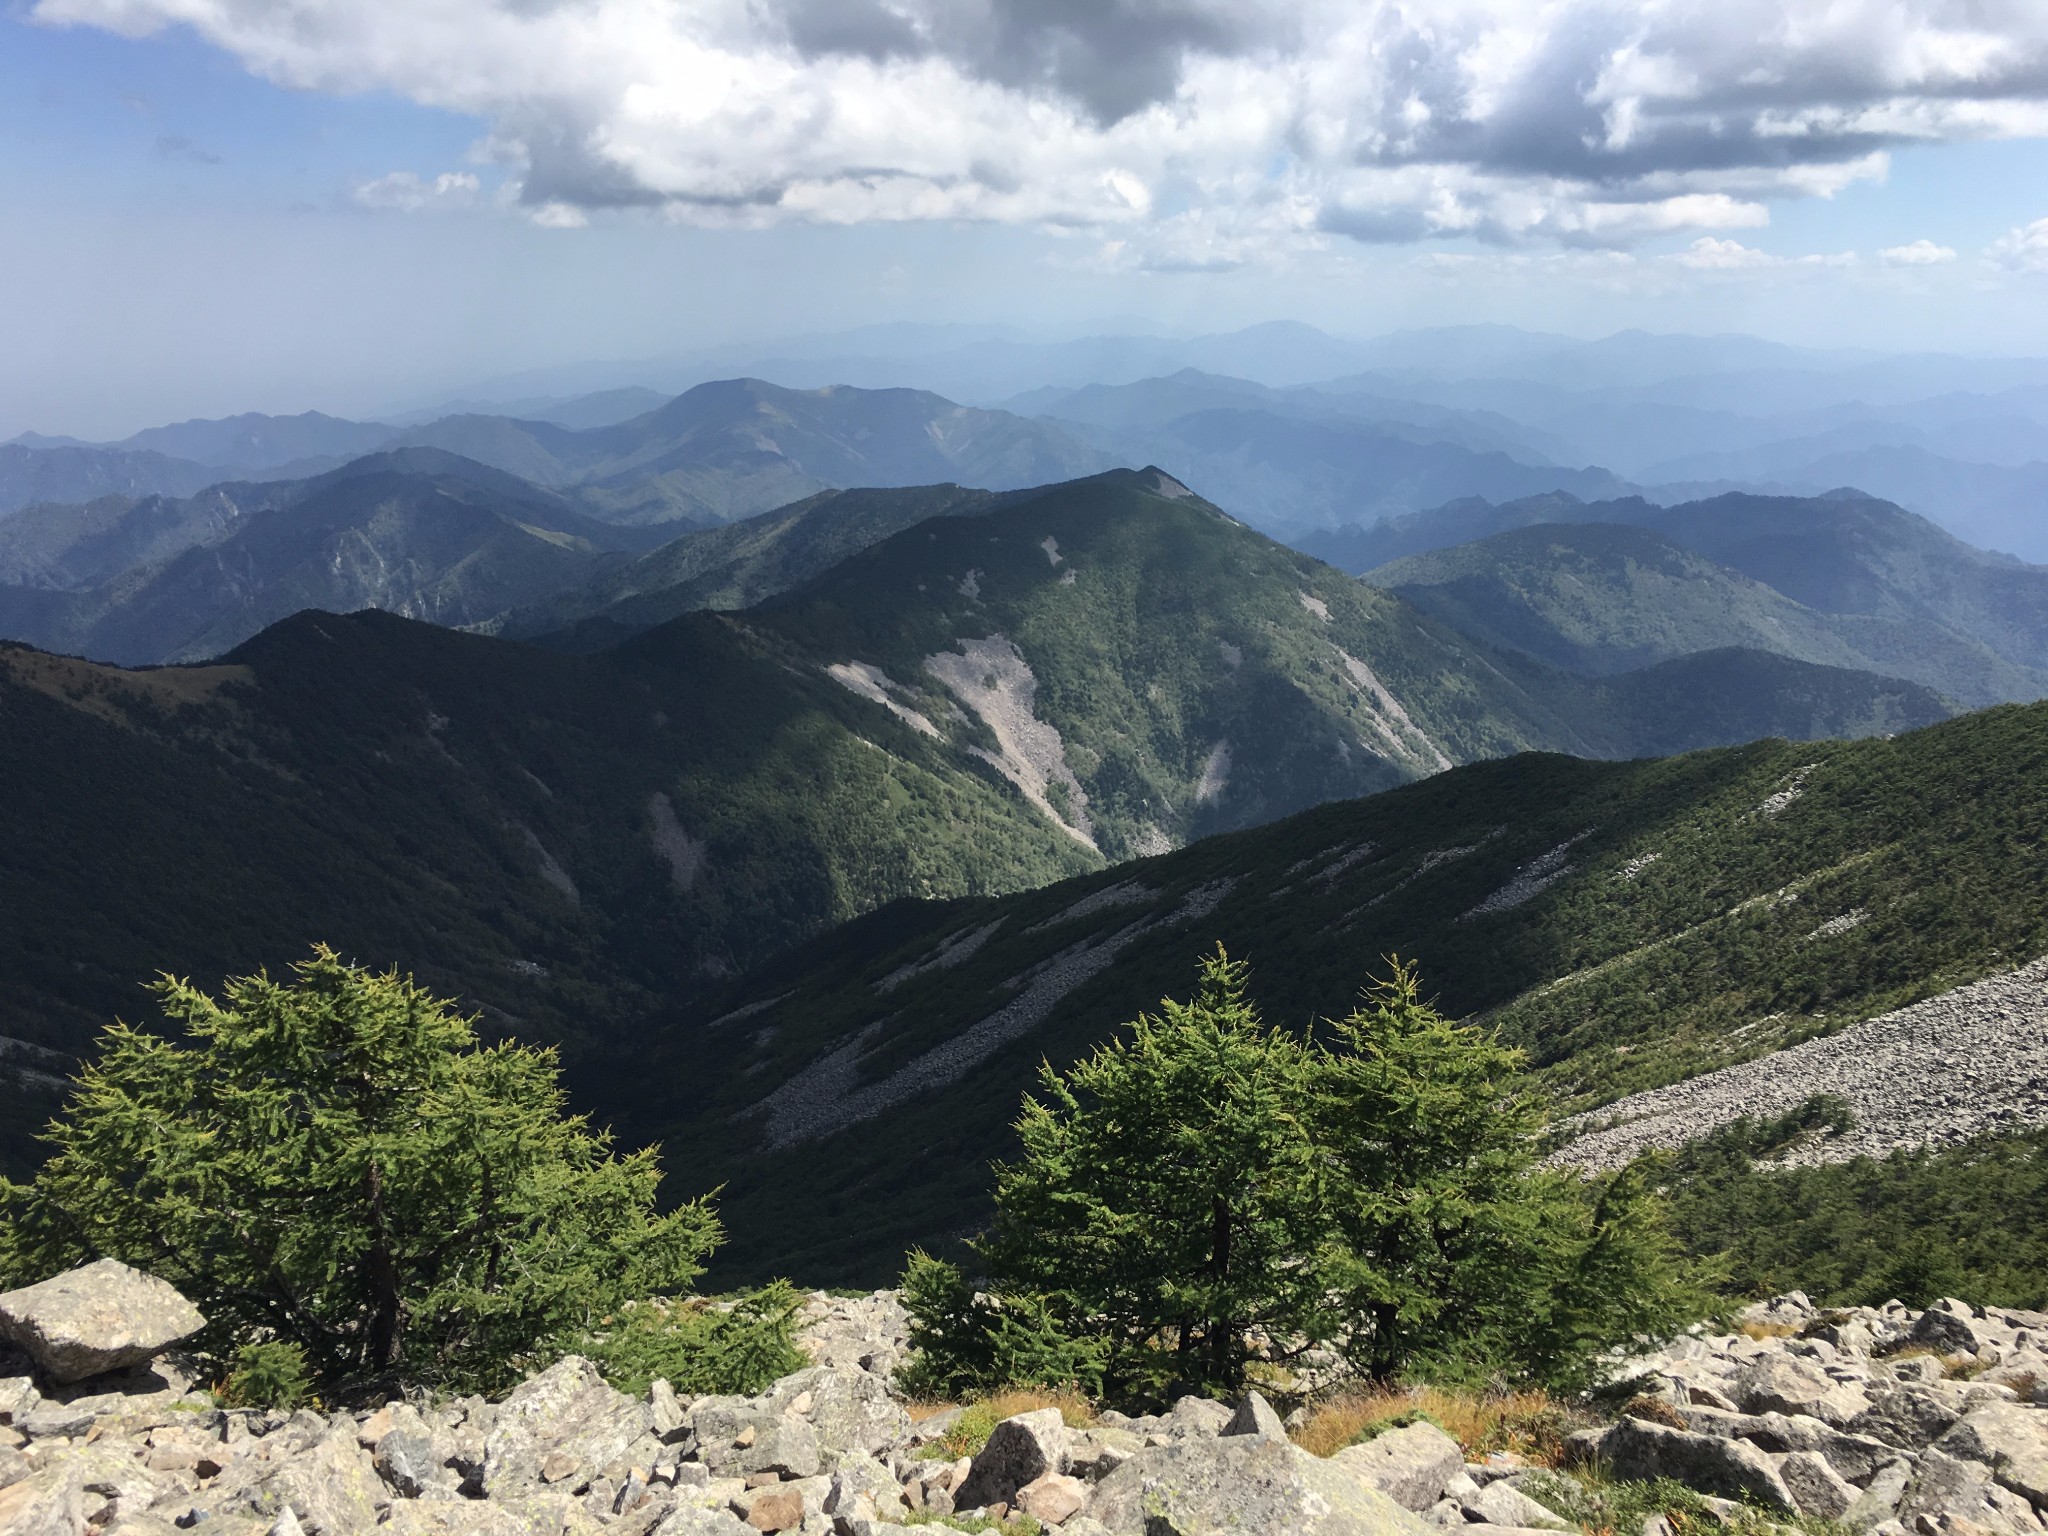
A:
[1843,1458,1914,1530]
[1732,1354,1865,1426]
[954,1407,1066,1511]
[1779,1450,1858,1520]
[1169,1397,1234,1438]
[1853,1389,1963,1451]
[1596,1417,1795,1512]
[1331,1421,1465,1512]
[0,1261,205,1384]
[1464,1480,1567,1528]
[1910,1303,1985,1359]
[236,1423,387,1536]
[1933,1401,2048,1506]
[1090,1434,1433,1536]
[1221,1391,1288,1443]
[482,1355,654,1497]
[1893,1446,2043,1536]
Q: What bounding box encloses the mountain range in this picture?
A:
[0,468,1953,1177]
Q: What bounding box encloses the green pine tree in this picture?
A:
[0,946,721,1395]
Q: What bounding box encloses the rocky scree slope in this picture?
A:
[7,1260,2048,1536]
[642,703,2048,1282]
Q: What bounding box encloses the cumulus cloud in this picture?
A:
[1672,237,1857,271]
[35,0,2048,250]
[1879,239,1959,264]
[1988,218,2048,271]
[352,170,483,212]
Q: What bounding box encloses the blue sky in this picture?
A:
[9,2,2048,438]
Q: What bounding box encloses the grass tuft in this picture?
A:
[1293,1385,1584,1463]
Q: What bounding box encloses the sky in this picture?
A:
[11,0,2048,438]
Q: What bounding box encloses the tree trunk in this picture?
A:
[362,1162,404,1372]
[1369,1300,1400,1383]
[1207,1194,1232,1387]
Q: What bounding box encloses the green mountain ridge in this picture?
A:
[633,701,2048,1284]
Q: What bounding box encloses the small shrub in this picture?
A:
[903,1513,1043,1535]
[584,1284,807,1397]
[220,1341,312,1410]
[1620,1394,1689,1429]
[1737,1321,1797,1341]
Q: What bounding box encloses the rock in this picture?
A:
[1733,1354,1866,1426]
[1894,1447,2034,1536]
[1065,1427,1142,1481]
[1221,1392,1288,1443]
[376,1427,443,1498]
[1912,1304,1985,1359]
[484,1356,654,1497]
[953,1407,1065,1511]
[737,1485,803,1532]
[1780,1450,1859,1520]
[0,1262,206,1385]
[1727,1411,1901,1485]
[1015,1470,1089,1525]
[1934,1402,2048,1506]
[1856,1390,1965,1451]
[237,1423,386,1536]
[1331,1421,1466,1512]
[648,1508,754,1536]
[822,1456,902,1520]
[1845,1458,1914,1530]
[0,1379,38,1426]
[1168,1397,1234,1438]
[1464,1480,1567,1528]
[380,1495,606,1533]
[1090,1434,1432,1536]
[1596,1417,1796,1512]
[0,1463,85,1536]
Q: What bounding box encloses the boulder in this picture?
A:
[1854,1390,1964,1451]
[1168,1397,1234,1438]
[1090,1434,1433,1536]
[1221,1392,1288,1443]
[1933,1401,2048,1506]
[1733,1354,1865,1426]
[1844,1457,1914,1530]
[380,1496,608,1534]
[953,1407,1066,1510]
[1894,1446,2035,1536]
[1015,1470,1089,1526]
[1911,1304,1985,1359]
[1463,1480,1567,1529]
[1331,1421,1465,1512]
[1779,1450,1858,1520]
[1596,1417,1796,1512]
[1730,1411,1901,1485]
[646,1509,753,1536]
[0,1262,205,1385]
[483,1356,655,1497]
[236,1423,386,1536]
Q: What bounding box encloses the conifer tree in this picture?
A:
[0,946,720,1394]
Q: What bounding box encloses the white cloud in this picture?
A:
[1988,218,2048,271]
[1672,237,1859,271]
[1879,239,1959,265]
[36,0,2048,253]
[353,170,481,212]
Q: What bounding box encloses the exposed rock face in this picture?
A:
[0,1259,205,1383]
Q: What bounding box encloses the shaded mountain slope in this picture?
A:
[639,702,2048,1283]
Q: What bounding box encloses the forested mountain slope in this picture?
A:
[638,703,2048,1282]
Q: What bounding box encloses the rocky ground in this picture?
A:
[1553,956,2048,1173]
[3,1262,2047,1536]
